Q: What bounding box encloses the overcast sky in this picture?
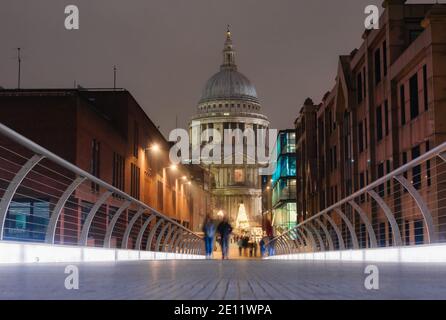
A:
[0,0,438,136]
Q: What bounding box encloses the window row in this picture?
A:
[400,64,429,125]
[374,40,387,85]
[200,103,260,111]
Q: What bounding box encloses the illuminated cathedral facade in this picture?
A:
[190,28,270,234]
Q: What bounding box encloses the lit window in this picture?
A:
[234,169,245,183]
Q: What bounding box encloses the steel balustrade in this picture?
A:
[333,208,359,249]
[290,228,304,251]
[173,232,184,253]
[307,222,325,252]
[296,225,312,251]
[45,176,87,244]
[0,122,203,257]
[393,175,436,243]
[0,154,45,240]
[167,227,181,252]
[267,138,446,257]
[165,226,179,252]
[348,200,377,248]
[79,190,113,246]
[121,207,146,249]
[368,190,403,246]
[135,214,156,250]
[103,200,132,248]
[155,223,171,252]
[314,218,334,251]
[146,219,165,251]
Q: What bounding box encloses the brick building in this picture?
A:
[295,99,318,222]
[295,1,446,246]
[0,88,210,245]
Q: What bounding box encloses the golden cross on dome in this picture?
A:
[226,24,231,39]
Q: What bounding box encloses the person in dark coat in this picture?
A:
[237,238,243,256]
[242,236,249,257]
[260,238,266,257]
[217,217,233,260]
[202,214,216,259]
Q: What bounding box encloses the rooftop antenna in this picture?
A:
[113,65,117,90]
[17,48,21,89]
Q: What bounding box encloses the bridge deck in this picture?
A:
[0,260,445,300]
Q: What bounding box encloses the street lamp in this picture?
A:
[179,179,192,186]
[146,143,160,153]
[160,164,178,171]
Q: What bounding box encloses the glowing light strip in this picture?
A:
[265,244,446,263]
[0,241,205,264]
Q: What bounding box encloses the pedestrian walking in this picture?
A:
[259,238,266,257]
[253,241,258,257]
[237,238,243,257]
[217,217,233,260]
[242,236,249,257]
[202,214,216,259]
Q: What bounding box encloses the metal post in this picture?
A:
[168,228,182,252]
[173,232,184,253]
[323,213,345,250]
[155,223,170,252]
[79,191,113,245]
[46,177,86,244]
[314,218,334,251]
[146,218,164,251]
[334,208,359,249]
[289,229,304,251]
[135,214,156,250]
[368,190,402,246]
[300,226,318,251]
[121,207,146,249]
[0,154,44,240]
[306,223,325,252]
[103,201,131,248]
[161,225,176,252]
[394,175,436,243]
[348,200,378,248]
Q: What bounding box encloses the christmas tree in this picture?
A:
[236,203,250,230]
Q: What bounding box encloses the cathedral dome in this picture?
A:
[199,69,258,104]
[198,27,259,106]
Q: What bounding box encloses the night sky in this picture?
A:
[0,0,437,136]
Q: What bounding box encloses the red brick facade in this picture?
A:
[0,89,210,245]
[295,1,446,246]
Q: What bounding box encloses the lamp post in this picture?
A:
[146,143,160,153]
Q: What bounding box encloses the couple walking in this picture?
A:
[202,214,233,260]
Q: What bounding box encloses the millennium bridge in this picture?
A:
[0,122,446,300]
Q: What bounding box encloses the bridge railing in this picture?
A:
[267,139,446,258]
[0,122,204,258]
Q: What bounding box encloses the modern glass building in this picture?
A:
[271,130,297,234]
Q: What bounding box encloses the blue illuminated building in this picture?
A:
[271,129,297,234]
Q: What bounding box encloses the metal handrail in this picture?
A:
[268,138,446,255]
[0,122,202,245]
